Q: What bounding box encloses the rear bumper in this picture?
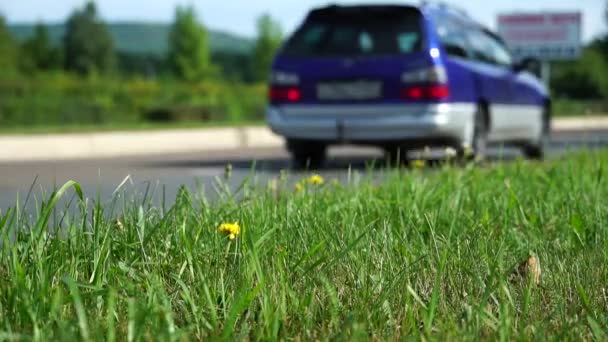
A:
[267,103,476,147]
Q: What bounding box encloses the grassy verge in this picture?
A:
[553,98,608,117]
[1,151,608,339]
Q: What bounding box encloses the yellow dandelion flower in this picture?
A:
[308,174,325,185]
[294,182,304,192]
[412,159,426,169]
[218,222,241,239]
[114,218,124,231]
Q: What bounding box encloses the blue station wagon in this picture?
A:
[267,3,551,167]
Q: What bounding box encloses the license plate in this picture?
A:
[317,81,382,100]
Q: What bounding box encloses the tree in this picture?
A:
[168,6,214,81]
[0,15,18,72]
[63,2,115,75]
[20,23,62,73]
[251,14,283,82]
[552,47,608,99]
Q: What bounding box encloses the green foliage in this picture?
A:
[0,15,18,73]
[9,23,254,57]
[590,36,608,57]
[168,6,215,82]
[19,23,62,73]
[213,51,254,82]
[116,52,168,78]
[552,44,608,99]
[0,74,266,128]
[63,2,116,75]
[251,13,283,82]
[1,151,608,339]
[9,22,254,80]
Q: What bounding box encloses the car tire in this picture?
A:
[523,107,550,160]
[384,145,409,166]
[459,104,488,161]
[288,140,327,169]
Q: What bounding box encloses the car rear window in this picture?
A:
[283,7,423,57]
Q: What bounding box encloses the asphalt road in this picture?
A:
[1,129,608,213]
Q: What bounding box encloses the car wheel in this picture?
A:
[523,108,550,160]
[384,145,409,167]
[288,140,327,169]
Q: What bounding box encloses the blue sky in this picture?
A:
[1,0,605,41]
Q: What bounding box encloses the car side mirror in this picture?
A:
[513,57,541,77]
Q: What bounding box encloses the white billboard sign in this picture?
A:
[497,12,582,61]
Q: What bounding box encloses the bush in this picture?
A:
[0,74,266,129]
[552,45,608,100]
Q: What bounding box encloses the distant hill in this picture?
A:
[8,22,254,56]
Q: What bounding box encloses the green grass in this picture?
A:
[553,99,608,117]
[1,151,608,340]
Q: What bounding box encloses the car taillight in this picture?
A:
[401,84,450,101]
[428,84,450,99]
[403,86,424,100]
[269,86,302,104]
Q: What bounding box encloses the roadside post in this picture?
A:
[497,12,583,86]
[541,61,551,87]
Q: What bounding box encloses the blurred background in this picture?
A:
[0,0,606,133]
